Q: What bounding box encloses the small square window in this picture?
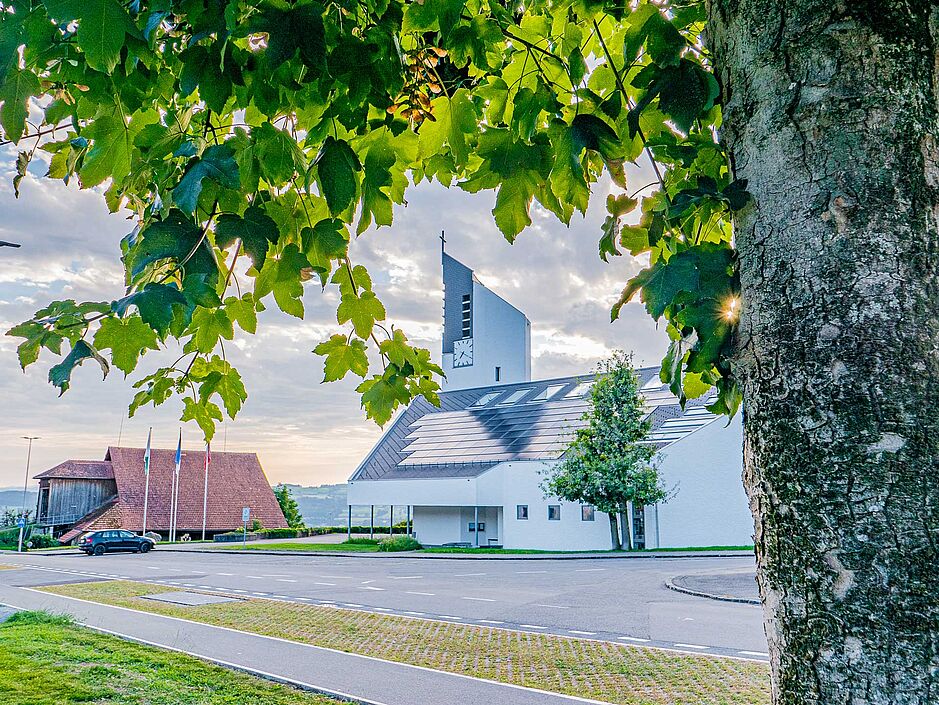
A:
[516,505,528,520]
[495,366,501,381]
[477,522,486,532]
[468,522,476,532]
[581,505,595,522]
[548,505,561,521]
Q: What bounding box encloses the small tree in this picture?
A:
[542,352,665,550]
[274,485,305,529]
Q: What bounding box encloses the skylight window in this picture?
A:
[565,381,594,398]
[497,388,531,405]
[641,375,665,390]
[470,392,502,407]
[529,384,566,402]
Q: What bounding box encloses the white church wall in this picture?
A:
[347,477,477,507]
[412,506,462,545]
[647,412,753,549]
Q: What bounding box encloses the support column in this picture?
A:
[347,505,352,541]
[369,505,374,539]
[474,506,479,547]
[390,505,394,536]
[406,506,411,536]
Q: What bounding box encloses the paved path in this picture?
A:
[0,549,768,657]
[0,573,603,705]
[669,570,760,604]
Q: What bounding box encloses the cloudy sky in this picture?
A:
[0,146,667,490]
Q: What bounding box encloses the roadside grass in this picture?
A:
[0,610,343,705]
[224,540,381,552]
[645,546,755,552]
[43,580,770,705]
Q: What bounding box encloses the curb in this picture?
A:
[664,578,761,605]
[154,548,755,561]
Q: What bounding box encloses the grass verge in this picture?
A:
[222,540,381,552]
[644,545,755,552]
[0,610,343,705]
[42,580,770,705]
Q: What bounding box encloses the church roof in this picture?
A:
[350,368,720,481]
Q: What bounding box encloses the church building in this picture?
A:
[346,250,753,551]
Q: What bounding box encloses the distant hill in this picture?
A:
[0,489,38,515]
[278,483,391,527]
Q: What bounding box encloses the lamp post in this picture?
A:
[18,436,39,553]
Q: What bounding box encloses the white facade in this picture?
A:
[348,414,754,550]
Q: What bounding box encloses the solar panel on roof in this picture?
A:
[497,388,532,405]
[528,384,566,402]
[470,391,503,407]
[564,381,594,398]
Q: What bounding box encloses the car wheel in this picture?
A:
[93,544,106,556]
[140,543,151,554]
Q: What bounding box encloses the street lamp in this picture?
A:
[18,436,39,553]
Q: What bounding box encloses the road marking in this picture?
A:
[535,604,569,609]
[674,643,708,649]
[275,579,297,583]
[406,591,435,596]
[520,624,546,629]
[575,568,605,572]
[252,592,267,596]
[344,603,363,608]
[372,607,391,611]
[478,619,504,625]
[217,573,235,576]
[319,575,350,579]
[454,572,485,577]
[182,583,196,587]
[198,585,213,589]
[388,575,423,580]
[461,596,495,602]
[313,582,336,586]
[618,636,650,643]
[147,566,160,570]
[402,611,425,616]
[245,575,265,580]
[516,570,547,574]
[360,580,375,584]
[296,597,311,601]
[437,615,462,620]
[231,589,248,593]
[272,595,290,599]
[738,650,769,657]
[568,630,596,636]
[261,574,289,578]
[359,586,385,591]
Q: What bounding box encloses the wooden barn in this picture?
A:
[34,446,287,542]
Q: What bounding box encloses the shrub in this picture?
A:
[27,534,60,549]
[257,528,298,539]
[3,611,73,627]
[377,535,421,552]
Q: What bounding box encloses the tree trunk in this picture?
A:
[608,512,622,550]
[620,507,633,550]
[707,2,939,703]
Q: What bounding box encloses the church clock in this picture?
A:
[453,338,474,367]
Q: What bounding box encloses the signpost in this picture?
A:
[242,507,250,547]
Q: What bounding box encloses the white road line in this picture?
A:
[569,630,596,636]
[245,576,265,580]
[453,572,485,577]
[252,592,267,596]
[314,582,336,586]
[478,619,504,625]
[402,611,425,616]
[516,570,547,574]
[461,596,495,602]
[319,575,351,579]
[344,603,363,608]
[372,607,390,611]
[198,585,213,589]
[388,576,423,580]
[738,650,769,657]
[406,591,435,596]
[618,636,650,643]
[359,586,385,591]
[535,604,570,609]
[360,580,375,585]
[273,595,290,599]
[147,566,160,570]
[275,579,297,583]
[520,624,546,629]
[674,643,708,649]
[437,615,462,620]
[231,589,248,593]
[217,573,235,576]
[575,568,606,572]
[182,583,195,587]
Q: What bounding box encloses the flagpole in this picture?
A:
[141,428,152,536]
[171,429,182,542]
[201,442,210,541]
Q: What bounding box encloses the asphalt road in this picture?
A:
[0,550,768,658]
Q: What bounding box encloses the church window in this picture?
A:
[548,505,561,521]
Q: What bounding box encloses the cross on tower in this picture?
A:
[440,230,446,254]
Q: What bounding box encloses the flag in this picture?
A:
[144,427,152,476]
[174,430,182,475]
[201,441,211,541]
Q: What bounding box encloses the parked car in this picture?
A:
[78,530,155,556]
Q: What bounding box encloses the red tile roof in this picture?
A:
[59,497,122,544]
[34,460,114,480]
[103,446,287,533]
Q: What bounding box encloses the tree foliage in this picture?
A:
[541,351,665,548]
[273,483,305,529]
[1,0,742,437]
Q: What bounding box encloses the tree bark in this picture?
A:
[608,512,622,550]
[707,2,939,703]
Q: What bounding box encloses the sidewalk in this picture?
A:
[0,578,606,705]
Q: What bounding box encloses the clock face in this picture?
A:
[453,338,474,367]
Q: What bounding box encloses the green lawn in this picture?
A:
[0,611,343,705]
[42,580,770,705]
[224,540,380,552]
[644,545,755,552]
[216,541,752,555]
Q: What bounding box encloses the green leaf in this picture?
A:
[358,136,396,234]
[215,205,280,269]
[378,329,417,369]
[181,396,223,441]
[173,144,241,214]
[92,315,159,375]
[314,334,369,382]
[43,0,138,73]
[6,321,63,369]
[356,373,410,425]
[261,3,327,71]
[48,340,109,395]
[255,123,304,186]
[186,306,234,353]
[337,290,386,339]
[190,355,247,418]
[126,209,217,285]
[112,283,188,338]
[253,243,313,318]
[0,69,39,143]
[79,113,134,188]
[419,89,476,168]
[302,218,349,271]
[314,136,360,216]
[570,114,621,159]
[224,294,258,334]
[12,150,28,197]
